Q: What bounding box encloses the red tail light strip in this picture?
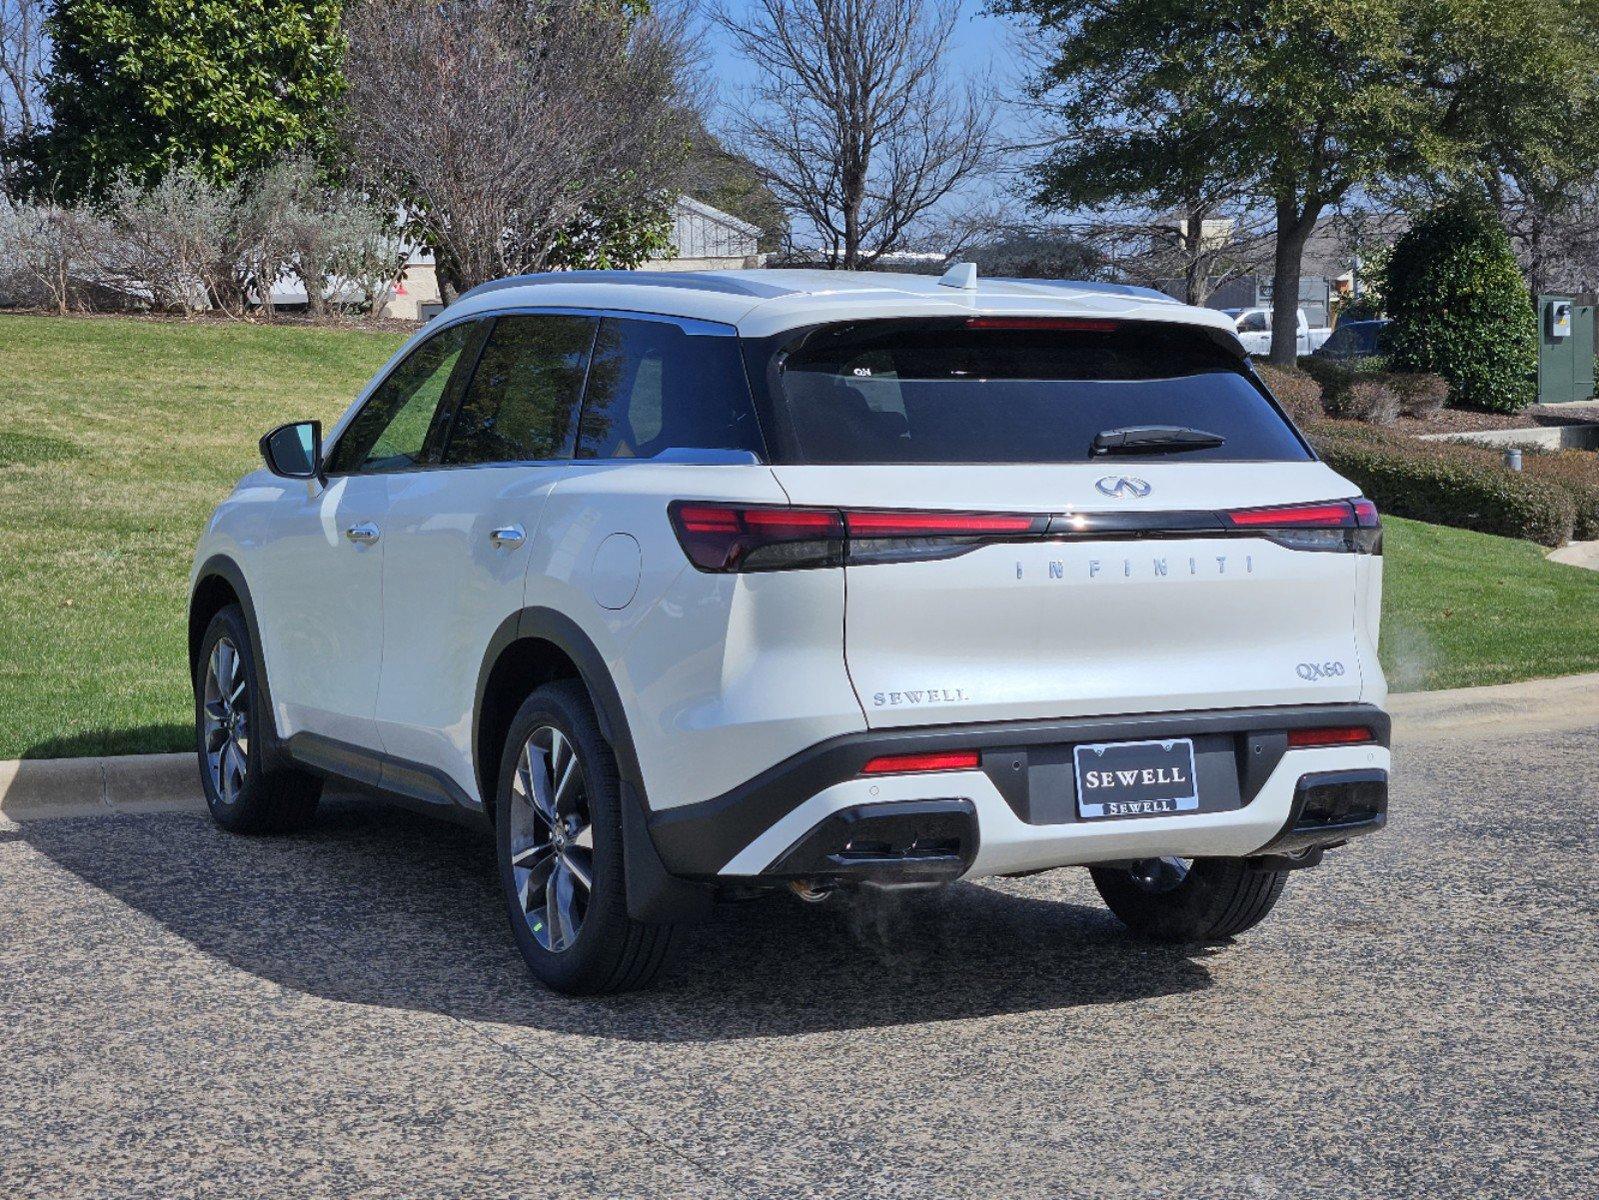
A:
[669,498,1381,572]
[861,750,981,775]
[845,511,1043,536]
[1225,499,1379,529]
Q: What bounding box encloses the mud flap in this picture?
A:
[620,780,715,924]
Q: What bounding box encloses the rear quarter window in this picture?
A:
[749,318,1311,465]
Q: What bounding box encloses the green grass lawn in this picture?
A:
[1,312,1597,759]
[0,313,404,758]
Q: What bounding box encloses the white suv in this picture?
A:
[189,267,1390,994]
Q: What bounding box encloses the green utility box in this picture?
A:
[1537,295,1596,404]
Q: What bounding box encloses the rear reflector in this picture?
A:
[861,750,981,775]
[964,317,1120,333]
[1287,726,1375,748]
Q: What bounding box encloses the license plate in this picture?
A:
[1073,738,1199,820]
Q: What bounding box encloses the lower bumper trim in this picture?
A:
[754,798,979,886]
[1255,768,1388,856]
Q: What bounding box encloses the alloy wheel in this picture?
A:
[508,725,594,953]
[202,637,249,804]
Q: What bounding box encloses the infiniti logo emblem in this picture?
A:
[1095,475,1152,499]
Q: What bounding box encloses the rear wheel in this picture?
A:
[195,605,321,833]
[1089,856,1288,943]
[495,680,675,994]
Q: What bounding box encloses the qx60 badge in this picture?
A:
[1095,476,1152,499]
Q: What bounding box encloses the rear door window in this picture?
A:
[756,318,1310,465]
[577,317,764,460]
[443,314,597,465]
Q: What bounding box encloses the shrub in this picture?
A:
[1310,426,1575,547]
[1297,356,1446,424]
[1391,372,1449,419]
[1382,193,1537,413]
[1523,451,1599,541]
[1253,362,1322,424]
[1336,378,1400,426]
[0,193,114,313]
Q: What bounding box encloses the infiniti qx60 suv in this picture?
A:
[189,266,1390,994]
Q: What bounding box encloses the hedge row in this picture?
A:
[1307,422,1577,547]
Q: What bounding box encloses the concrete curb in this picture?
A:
[1386,670,1599,741]
[4,671,1599,822]
[0,752,203,823]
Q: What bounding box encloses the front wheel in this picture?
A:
[495,681,675,994]
[194,604,321,833]
[1089,856,1289,943]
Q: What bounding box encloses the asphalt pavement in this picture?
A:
[2,713,1595,1199]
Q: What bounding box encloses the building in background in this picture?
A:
[382,196,763,321]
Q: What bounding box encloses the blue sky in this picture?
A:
[700,0,1033,166]
[702,0,1021,90]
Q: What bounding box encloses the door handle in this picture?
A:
[344,522,380,545]
[490,524,526,549]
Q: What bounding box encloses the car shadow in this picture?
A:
[21,722,190,759]
[18,796,1220,1042]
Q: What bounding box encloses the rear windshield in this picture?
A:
[751,319,1311,465]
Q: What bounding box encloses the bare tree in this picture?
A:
[717,0,994,269]
[342,0,697,296]
[0,0,46,152]
[1499,172,1599,297]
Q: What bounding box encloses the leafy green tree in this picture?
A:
[20,0,345,197]
[997,0,1599,365]
[1382,193,1537,413]
[997,0,1442,363]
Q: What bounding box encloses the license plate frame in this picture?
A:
[1073,737,1200,820]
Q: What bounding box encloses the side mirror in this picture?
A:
[260,420,323,481]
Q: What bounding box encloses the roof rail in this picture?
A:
[453,270,798,305]
[992,277,1180,304]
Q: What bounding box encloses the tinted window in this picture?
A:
[1238,311,1269,333]
[444,314,596,465]
[327,322,475,473]
[761,319,1310,465]
[577,317,764,460]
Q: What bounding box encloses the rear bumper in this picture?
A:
[646,703,1390,883]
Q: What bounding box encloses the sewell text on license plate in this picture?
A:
[1073,737,1200,820]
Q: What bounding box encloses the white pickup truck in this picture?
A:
[1226,307,1333,357]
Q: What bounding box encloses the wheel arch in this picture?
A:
[473,607,712,924]
[473,607,642,816]
[189,556,288,767]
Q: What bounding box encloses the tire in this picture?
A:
[194,604,321,834]
[495,680,676,995]
[1089,856,1289,943]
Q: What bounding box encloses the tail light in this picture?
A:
[670,496,1382,573]
[668,503,1045,572]
[1224,498,1381,554]
[861,750,981,775]
[1287,725,1376,748]
[669,502,844,572]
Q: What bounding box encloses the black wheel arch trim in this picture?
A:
[189,555,290,771]
[474,606,713,924]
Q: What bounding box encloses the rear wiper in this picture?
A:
[1091,425,1227,456]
